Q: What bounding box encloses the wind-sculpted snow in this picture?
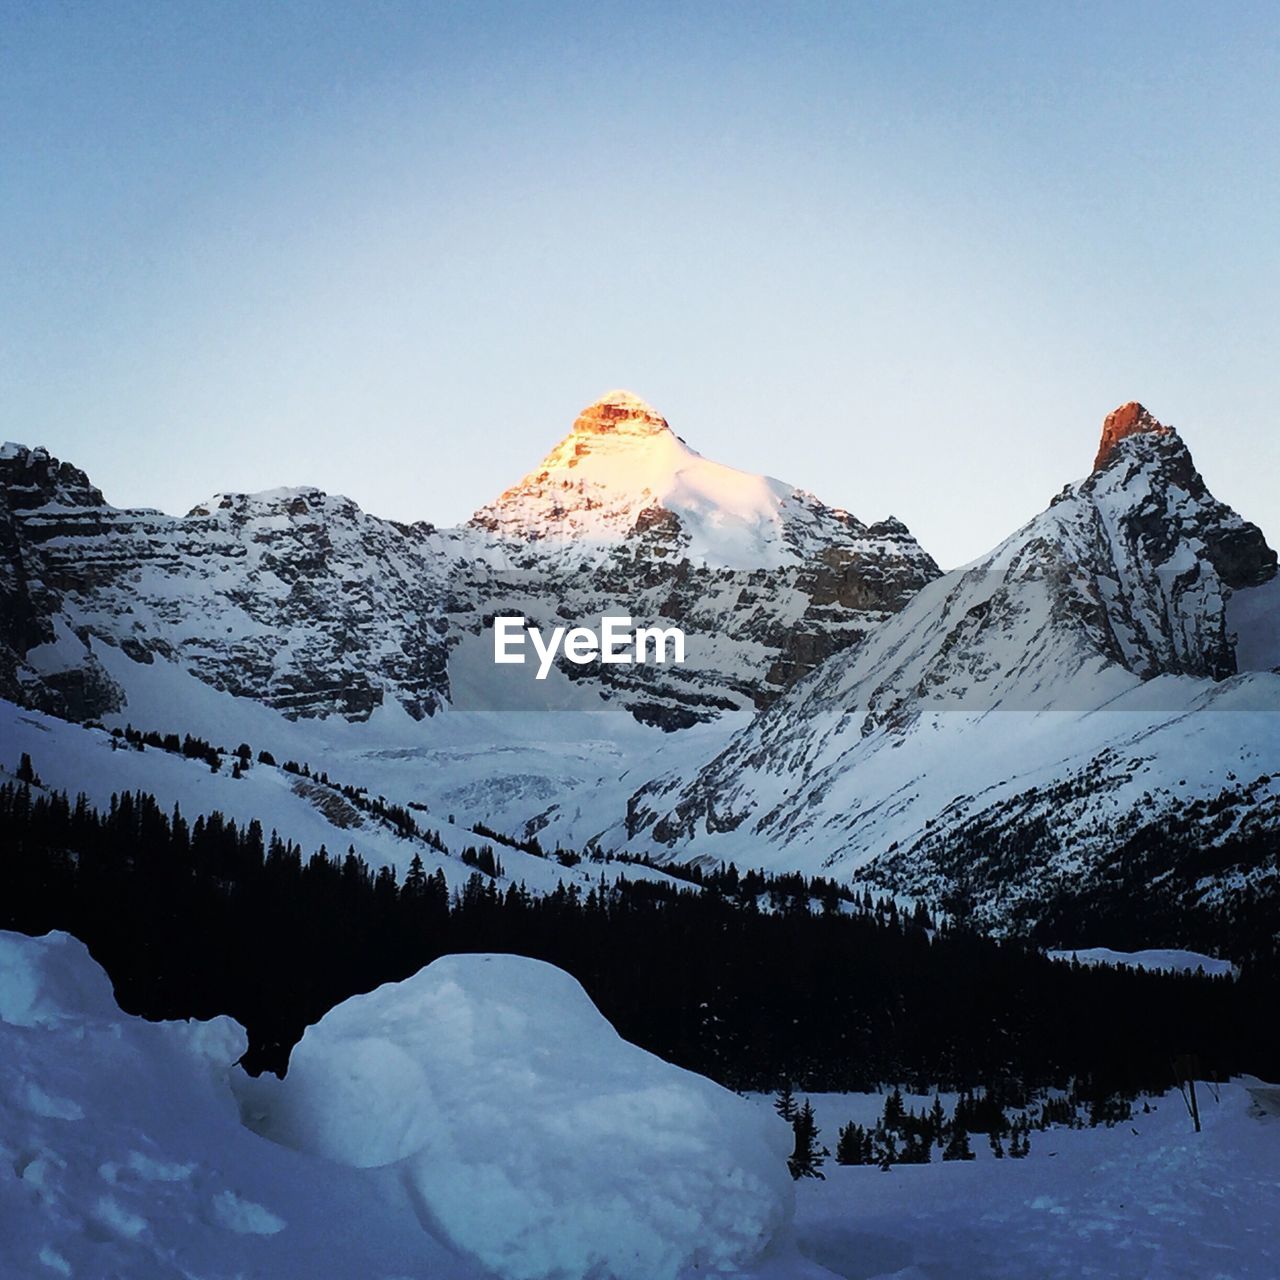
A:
[239,952,795,1280]
[0,930,482,1278]
[3,932,794,1279]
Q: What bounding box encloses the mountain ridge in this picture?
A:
[0,394,939,728]
[2,397,1277,952]
[621,404,1278,944]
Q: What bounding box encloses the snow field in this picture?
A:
[0,931,488,1278]
[3,930,1276,1280]
[781,1087,1280,1280]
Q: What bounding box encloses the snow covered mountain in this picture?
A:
[4,397,1277,949]
[625,403,1280,944]
[0,443,454,723]
[470,389,913,572]
[455,391,940,725]
[0,393,938,732]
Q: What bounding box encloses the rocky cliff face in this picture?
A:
[1092,400,1171,471]
[0,393,939,729]
[0,444,453,722]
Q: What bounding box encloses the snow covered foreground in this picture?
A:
[4,932,1277,1280]
[787,1090,1280,1280]
[0,932,799,1280]
[238,953,794,1280]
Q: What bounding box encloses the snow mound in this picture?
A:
[0,930,120,1029]
[247,952,795,1280]
[0,931,481,1278]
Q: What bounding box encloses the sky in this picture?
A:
[3,1,1277,568]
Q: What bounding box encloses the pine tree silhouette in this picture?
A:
[403,853,427,896]
[835,1122,866,1165]
[943,1124,975,1162]
[929,1094,947,1149]
[788,1099,827,1179]
[774,1085,798,1123]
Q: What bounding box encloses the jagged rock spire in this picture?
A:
[570,391,671,438]
[1093,401,1171,471]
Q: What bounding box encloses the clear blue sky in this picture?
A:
[3,1,1277,567]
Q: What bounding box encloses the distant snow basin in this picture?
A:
[1046,947,1236,978]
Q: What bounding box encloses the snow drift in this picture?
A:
[0,931,494,1278]
[242,952,795,1280]
[1,932,793,1279]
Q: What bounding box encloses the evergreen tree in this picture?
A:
[0,768,1271,1093]
[901,1129,931,1164]
[883,1086,906,1132]
[788,1099,827,1179]
[835,1122,867,1166]
[875,1127,898,1171]
[929,1093,947,1149]
[1008,1116,1032,1158]
[773,1085,798,1124]
[403,853,427,897]
[942,1125,975,1162]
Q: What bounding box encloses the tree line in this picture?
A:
[2,772,1274,1098]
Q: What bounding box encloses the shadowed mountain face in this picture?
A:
[0,395,939,728]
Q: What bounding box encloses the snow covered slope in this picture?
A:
[1045,947,1237,977]
[0,697,698,897]
[785,1084,1280,1280]
[626,404,1280,942]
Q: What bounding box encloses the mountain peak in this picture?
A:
[1093,401,1172,471]
[467,391,940,577]
[571,390,670,439]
